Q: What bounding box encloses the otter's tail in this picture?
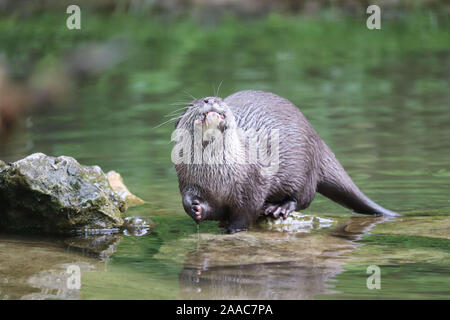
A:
[317,143,399,217]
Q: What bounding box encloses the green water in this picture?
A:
[0,12,449,299]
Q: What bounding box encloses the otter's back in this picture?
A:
[224,90,305,132]
[224,90,322,205]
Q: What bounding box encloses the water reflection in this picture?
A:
[178,216,390,299]
[0,233,121,300]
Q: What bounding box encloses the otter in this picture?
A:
[173,90,399,233]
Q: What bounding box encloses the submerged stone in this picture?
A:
[0,153,126,233]
[123,216,154,236]
[258,212,335,233]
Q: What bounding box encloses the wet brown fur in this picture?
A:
[174,90,398,233]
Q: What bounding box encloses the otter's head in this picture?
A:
[175,96,235,133]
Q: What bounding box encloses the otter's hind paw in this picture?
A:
[264,200,297,219]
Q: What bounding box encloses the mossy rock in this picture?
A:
[0,153,125,234]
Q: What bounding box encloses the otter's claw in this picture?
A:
[264,200,297,220]
[191,200,202,221]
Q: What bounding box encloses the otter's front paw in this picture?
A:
[182,192,211,223]
[217,220,245,233]
[187,199,212,223]
[226,227,247,234]
[226,218,249,234]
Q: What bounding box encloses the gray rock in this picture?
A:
[0,153,125,233]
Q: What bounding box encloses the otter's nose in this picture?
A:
[204,98,215,104]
